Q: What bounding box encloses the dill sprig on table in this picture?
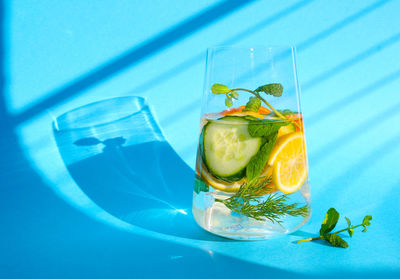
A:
[214,177,309,223]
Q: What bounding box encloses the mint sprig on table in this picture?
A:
[297,208,372,248]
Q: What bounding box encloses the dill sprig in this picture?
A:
[214,177,309,223]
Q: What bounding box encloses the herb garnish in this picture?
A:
[211,83,300,129]
[214,177,309,223]
[248,119,289,138]
[211,83,286,119]
[194,175,209,194]
[245,133,277,182]
[209,82,305,223]
[209,83,372,248]
[297,208,372,248]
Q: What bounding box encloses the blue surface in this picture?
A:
[1,0,400,278]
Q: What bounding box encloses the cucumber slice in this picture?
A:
[202,116,262,181]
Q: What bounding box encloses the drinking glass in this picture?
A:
[192,46,311,240]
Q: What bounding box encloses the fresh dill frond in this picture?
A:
[214,177,309,223]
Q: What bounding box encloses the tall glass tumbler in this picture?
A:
[192,46,311,240]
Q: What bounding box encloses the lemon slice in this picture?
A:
[268,132,308,194]
[277,123,296,138]
[196,159,244,192]
[201,169,244,192]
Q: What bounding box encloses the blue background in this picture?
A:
[1,0,400,278]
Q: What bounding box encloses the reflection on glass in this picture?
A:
[193,46,311,240]
[53,97,198,238]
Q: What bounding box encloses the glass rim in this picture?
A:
[207,45,297,52]
[53,96,148,132]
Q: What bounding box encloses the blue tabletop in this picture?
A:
[1,0,400,278]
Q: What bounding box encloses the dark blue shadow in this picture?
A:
[52,97,228,241]
[63,140,221,240]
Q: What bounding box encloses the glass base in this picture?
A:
[192,190,311,240]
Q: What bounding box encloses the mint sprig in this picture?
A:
[211,83,286,119]
[297,208,372,248]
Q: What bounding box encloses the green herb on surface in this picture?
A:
[214,177,309,223]
[297,208,372,248]
[320,207,340,235]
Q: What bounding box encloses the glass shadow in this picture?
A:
[53,96,223,241]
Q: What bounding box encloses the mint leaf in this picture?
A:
[255,83,283,97]
[248,119,289,138]
[324,234,349,248]
[345,217,351,227]
[363,215,372,226]
[225,98,233,107]
[246,133,277,182]
[211,84,230,94]
[320,208,340,235]
[243,97,261,112]
[362,215,372,232]
[231,91,239,99]
[345,217,353,237]
[194,176,209,194]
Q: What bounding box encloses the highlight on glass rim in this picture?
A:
[192,46,311,240]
